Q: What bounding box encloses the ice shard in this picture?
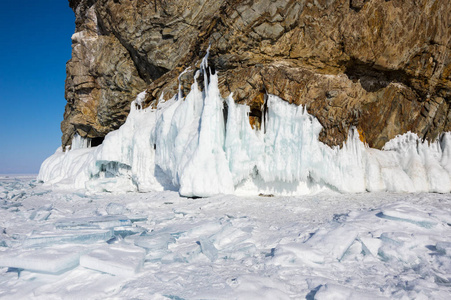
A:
[23,229,114,248]
[0,245,89,274]
[80,243,146,276]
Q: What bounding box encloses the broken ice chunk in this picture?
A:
[23,229,113,248]
[220,242,257,260]
[0,200,21,210]
[198,237,218,262]
[133,233,176,250]
[130,233,176,262]
[377,232,422,264]
[207,223,251,250]
[379,232,405,246]
[161,252,188,264]
[359,237,382,257]
[169,243,203,263]
[113,226,146,238]
[231,275,290,300]
[314,283,386,300]
[29,210,51,221]
[436,242,451,256]
[54,215,132,229]
[106,203,126,215]
[273,243,325,265]
[376,206,437,228]
[0,245,88,274]
[29,204,53,221]
[306,225,358,261]
[80,243,146,276]
[127,215,148,223]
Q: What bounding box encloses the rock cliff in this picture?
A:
[63,0,451,149]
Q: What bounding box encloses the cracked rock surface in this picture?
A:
[63,0,451,149]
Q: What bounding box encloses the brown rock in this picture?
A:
[63,0,451,150]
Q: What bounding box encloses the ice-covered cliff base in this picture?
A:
[39,63,451,196]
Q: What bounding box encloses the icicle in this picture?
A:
[71,134,90,150]
[177,67,191,101]
[38,48,451,196]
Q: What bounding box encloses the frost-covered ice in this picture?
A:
[11,49,451,298]
[37,50,451,197]
[1,176,451,299]
[22,229,114,248]
[80,243,146,276]
[0,245,88,274]
[54,215,132,229]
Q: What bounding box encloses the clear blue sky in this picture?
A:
[0,1,75,174]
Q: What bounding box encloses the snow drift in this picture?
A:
[38,53,451,197]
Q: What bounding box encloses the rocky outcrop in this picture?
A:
[63,0,451,149]
[63,0,147,147]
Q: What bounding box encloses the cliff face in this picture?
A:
[63,0,451,149]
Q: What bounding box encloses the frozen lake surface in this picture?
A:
[1,175,451,299]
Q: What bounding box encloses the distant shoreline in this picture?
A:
[0,174,37,178]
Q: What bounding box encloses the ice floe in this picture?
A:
[0,176,451,298]
[80,243,146,276]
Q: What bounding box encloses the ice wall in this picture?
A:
[38,54,451,196]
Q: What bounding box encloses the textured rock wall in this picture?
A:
[63,0,451,149]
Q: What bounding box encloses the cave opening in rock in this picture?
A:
[344,59,412,93]
[249,108,263,130]
[90,137,104,147]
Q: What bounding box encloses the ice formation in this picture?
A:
[38,51,451,196]
[0,245,88,274]
[1,176,451,298]
[80,243,146,276]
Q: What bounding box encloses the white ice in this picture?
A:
[80,243,146,276]
[0,245,88,274]
[54,215,132,229]
[37,49,451,197]
[22,229,114,248]
[0,176,451,299]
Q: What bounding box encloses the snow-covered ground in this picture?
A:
[1,175,451,299]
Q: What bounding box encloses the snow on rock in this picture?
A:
[38,49,451,197]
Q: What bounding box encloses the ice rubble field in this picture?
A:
[0,175,451,299]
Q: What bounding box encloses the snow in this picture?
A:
[80,243,146,276]
[0,245,88,274]
[22,48,451,297]
[54,215,132,229]
[22,229,114,248]
[37,50,451,197]
[1,176,451,298]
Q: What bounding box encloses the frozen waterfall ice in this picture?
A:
[38,52,451,196]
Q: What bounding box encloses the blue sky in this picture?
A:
[0,1,75,174]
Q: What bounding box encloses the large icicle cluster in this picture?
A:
[38,54,451,196]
